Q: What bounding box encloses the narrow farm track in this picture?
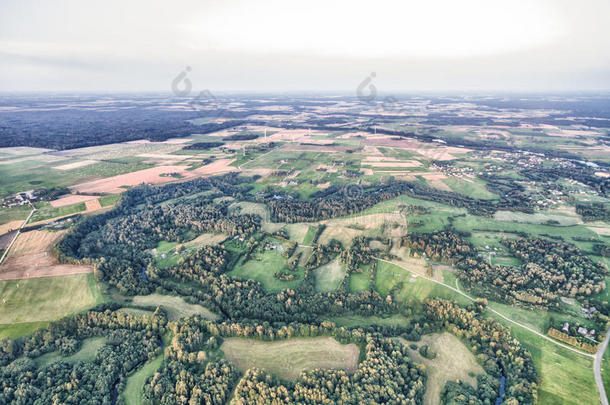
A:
[595,326,610,405]
[0,204,36,267]
[371,257,609,403]
[373,257,594,358]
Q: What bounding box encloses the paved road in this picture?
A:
[595,326,610,405]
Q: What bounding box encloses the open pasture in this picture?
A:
[122,355,164,405]
[131,294,218,321]
[0,273,101,324]
[35,337,107,367]
[397,332,484,405]
[220,336,360,380]
[314,258,346,292]
[228,247,304,292]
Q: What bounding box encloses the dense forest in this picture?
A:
[0,108,241,150]
[0,172,547,403]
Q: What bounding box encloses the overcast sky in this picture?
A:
[1,0,609,93]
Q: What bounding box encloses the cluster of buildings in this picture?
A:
[1,191,35,208]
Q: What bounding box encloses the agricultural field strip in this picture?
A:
[0,204,35,266]
[237,143,285,170]
[373,257,610,404]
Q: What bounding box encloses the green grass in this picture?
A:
[0,205,31,225]
[442,177,499,200]
[487,301,598,336]
[490,315,597,405]
[122,355,163,405]
[29,201,86,223]
[131,294,218,321]
[348,265,372,292]
[228,248,303,292]
[0,156,152,197]
[220,336,360,380]
[152,240,181,268]
[35,336,107,366]
[452,214,601,252]
[302,225,317,246]
[374,260,471,305]
[314,258,346,292]
[0,321,49,339]
[99,194,122,207]
[0,273,102,324]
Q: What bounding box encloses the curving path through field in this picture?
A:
[372,257,608,404]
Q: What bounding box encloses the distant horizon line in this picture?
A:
[2,90,610,97]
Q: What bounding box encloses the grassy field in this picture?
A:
[0,273,103,324]
[151,240,181,268]
[314,258,346,292]
[35,336,107,366]
[0,154,153,197]
[452,214,601,252]
[348,264,372,292]
[0,321,49,339]
[378,257,601,405]
[131,294,218,321]
[491,316,597,405]
[0,205,31,226]
[99,193,122,207]
[397,332,485,405]
[122,355,163,405]
[442,177,499,200]
[29,201,87,223]
[375,260,471,305]
[220,337,360,380]
[327,314,409,328]
[228,248,304,292]
[302,225,318,246]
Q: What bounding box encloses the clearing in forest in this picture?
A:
[314,258,346,292]
[220,336,360,380]
[131,294,218,321]
[397,332,484,405]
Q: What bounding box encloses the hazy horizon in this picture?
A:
[2,0,610,93]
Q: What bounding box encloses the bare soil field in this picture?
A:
[0,230,17,250]
[192,159,237,175]
[182,233,227,248]
[221,336,360,380]
[0,230,92,281]
[397,332,484,405]
[8,230,61,257]
[69,165,192,194]
[85,199,102,212]
[0,220,23,235]
[50,194,99,208]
